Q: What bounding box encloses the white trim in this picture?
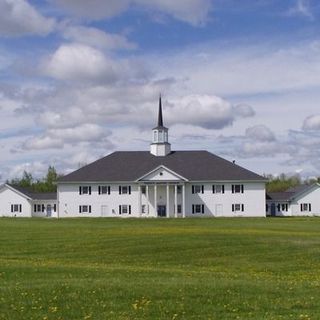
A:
[135,165,188,182]
[0,184,32,200]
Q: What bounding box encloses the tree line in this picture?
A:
[6,166,60,193]
[6,166,320,194]
[265,173,320,193]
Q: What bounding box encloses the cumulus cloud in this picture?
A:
[62,25,137,50]
[167,95,234,129]
[245,125,276,142]
[53,0,211,26]
[233,104,255,118]
[0,0,55,37]
[302,114,320,130]
[42,43,148,83]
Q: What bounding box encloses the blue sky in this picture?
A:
[1,0,320,181]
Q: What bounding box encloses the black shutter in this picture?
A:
[89,206,91,213]
[108,186,111,194]
[202,204,204,214]
[300,204,303,211]
[79,186,82,195]
[277,204,280,211]
[222,185,225,194]
[98,186,101,194]
[19,205,22,213]
[34,204,37,212]
[309,204,311,212]
[11,205,13,212]
[119,205,122,214]
[119,186,122,194]
[232,204,235,212]
[54,204,56,212]
[89,187,91,195]
[241,204,244,212]
[201,185,204,194]
[129,205,131,215]
[192,205,195,214]
[192,186,195,194]
[79,206,82,213]
[129,186,131,195]
[212,185,215,193]
[232,185,235,193]
[241,185,244,193]
[42,204,45,212]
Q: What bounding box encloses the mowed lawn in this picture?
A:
[0,218,320,320]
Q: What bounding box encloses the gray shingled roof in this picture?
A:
[266,192,294,201]
[7,184,57,200]
[59,151,265,183]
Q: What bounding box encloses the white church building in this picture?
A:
[56,97,267,218]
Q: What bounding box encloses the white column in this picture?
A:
[166,183,170,218]
[138,185,142,217]
[182,183,186,218]
[146,185,149,215]
[154,183,157,217]
[174,184,178,218]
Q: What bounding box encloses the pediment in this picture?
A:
[137,165,187,182]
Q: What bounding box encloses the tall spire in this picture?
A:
[158,94,163,127]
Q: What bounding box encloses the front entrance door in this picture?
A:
[271,203,276,217]
[47,204,52,217]
[157,205,166,217]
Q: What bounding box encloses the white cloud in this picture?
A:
[167,95,234,129]
[302,114,320,130]
[53,0,211,26]
[245,125,276,142]
[42,43,148,83]
[0,0,55,37]
[233,104,255,118]
[62,25,137,50]
[286,0,313,19]
[22,124,108,150]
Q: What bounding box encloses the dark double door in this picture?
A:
[157,205,166,217]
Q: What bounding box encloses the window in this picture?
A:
[119,186,131,195]
[177,185,182,194]
[119,205,131,215]
[79,205,91,213]
[192,204,204,214]
[281,203,288,212]
[141,205,146,213]
[213,184,225,194]
[232,184,244,194]
[37,204,41,212]
[177,204,182,214]
[11,204,22,213]
[141,186,146,194]
[99,186,110,195]
[232,204,244,212]
[79,186,91,195]
[153,131,157,142]
[301,203,311,212]
[192,185,204,194]
[159,171,163,176]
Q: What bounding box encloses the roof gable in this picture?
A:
[0,184,32,200]
[137,165,188,182]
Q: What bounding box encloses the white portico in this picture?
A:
[137,165,187,218]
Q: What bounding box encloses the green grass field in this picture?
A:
[0,218,320,320]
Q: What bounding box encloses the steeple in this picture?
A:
[158,95,163,127]
[150,95,171,156]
